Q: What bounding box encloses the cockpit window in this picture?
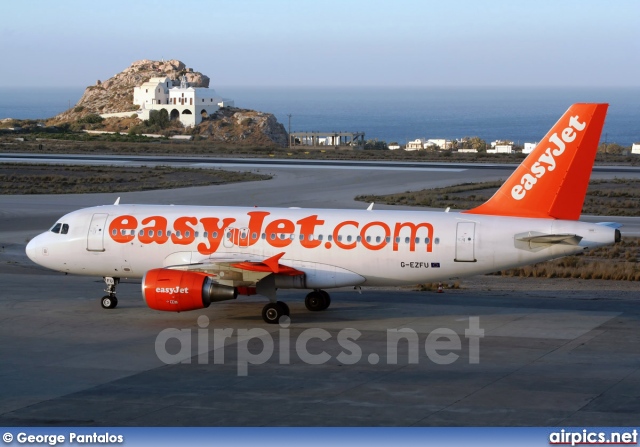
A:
[50,223,62,234]
[61,224,69,235]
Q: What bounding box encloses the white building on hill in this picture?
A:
[632,143,640,155]
[130,75,234,127]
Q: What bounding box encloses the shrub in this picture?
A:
[147,109,170,129]
[78,114,104,124]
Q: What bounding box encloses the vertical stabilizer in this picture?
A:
[464,103,608,220]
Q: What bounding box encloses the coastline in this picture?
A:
[1,86,639,146]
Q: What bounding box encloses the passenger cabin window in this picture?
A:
[51,223,62,234]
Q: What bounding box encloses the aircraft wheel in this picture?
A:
[305,291,326,312]
[262,302,284,324]
[101,295,118,309]
[319,291,331,310]
[276,301,290,316]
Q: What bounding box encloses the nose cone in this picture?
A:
[26,237,39,264]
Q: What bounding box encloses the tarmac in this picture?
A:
[0,159,639,426]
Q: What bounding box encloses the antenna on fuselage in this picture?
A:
[367,202,374,211]
[114,197,121,205]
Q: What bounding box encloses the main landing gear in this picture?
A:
[260,289,331,324]
[305,289,331,312]
[261,301,290,324]
[101,276,119,309]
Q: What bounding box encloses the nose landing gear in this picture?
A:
[101,277,119,309]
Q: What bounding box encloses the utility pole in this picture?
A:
[287,114,292,148]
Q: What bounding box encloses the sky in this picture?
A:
[3,0,640,88]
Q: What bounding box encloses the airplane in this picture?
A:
[25,103,620,324]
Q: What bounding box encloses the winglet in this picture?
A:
[262,252,285,274]
[463,103,608,220]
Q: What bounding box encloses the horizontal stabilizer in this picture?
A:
[596,222,623,229]
[516,232,582,245]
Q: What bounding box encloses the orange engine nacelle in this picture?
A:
[142,269,237,312]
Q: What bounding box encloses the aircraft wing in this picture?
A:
[165,252,304,291]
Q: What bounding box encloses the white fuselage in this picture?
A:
[26,204,616,288]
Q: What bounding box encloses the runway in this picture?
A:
[3,152,640,174]
[0,155,639,426]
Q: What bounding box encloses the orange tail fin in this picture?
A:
[464,103,608,220]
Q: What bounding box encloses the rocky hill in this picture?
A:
[195,108,288,147]
[48,59,288,147]
[50,59,209,123]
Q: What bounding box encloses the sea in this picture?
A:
[1,86,639,146]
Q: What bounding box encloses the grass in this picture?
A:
[356,179,640,216]
[494,238,640,281]
[358,179,640,281]
[0,164,271,194]
[415,281,461,291]
[2,135,640,165]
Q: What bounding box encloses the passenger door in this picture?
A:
[455,222,476,262]
[87,213,108,252]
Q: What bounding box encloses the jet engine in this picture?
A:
[142,268,237,312]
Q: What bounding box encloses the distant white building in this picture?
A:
[128,75,234,127]
[491,140,514,148]
[388,144,401,150]
[427,139,452,150]
[457,148,478,153]
[523,142,537,154]
[632,143,640,155]
[406,139,426,150]
[405,138,451,150]
[487,144,513,154]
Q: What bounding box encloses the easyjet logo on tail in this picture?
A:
[511,115,586,200]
